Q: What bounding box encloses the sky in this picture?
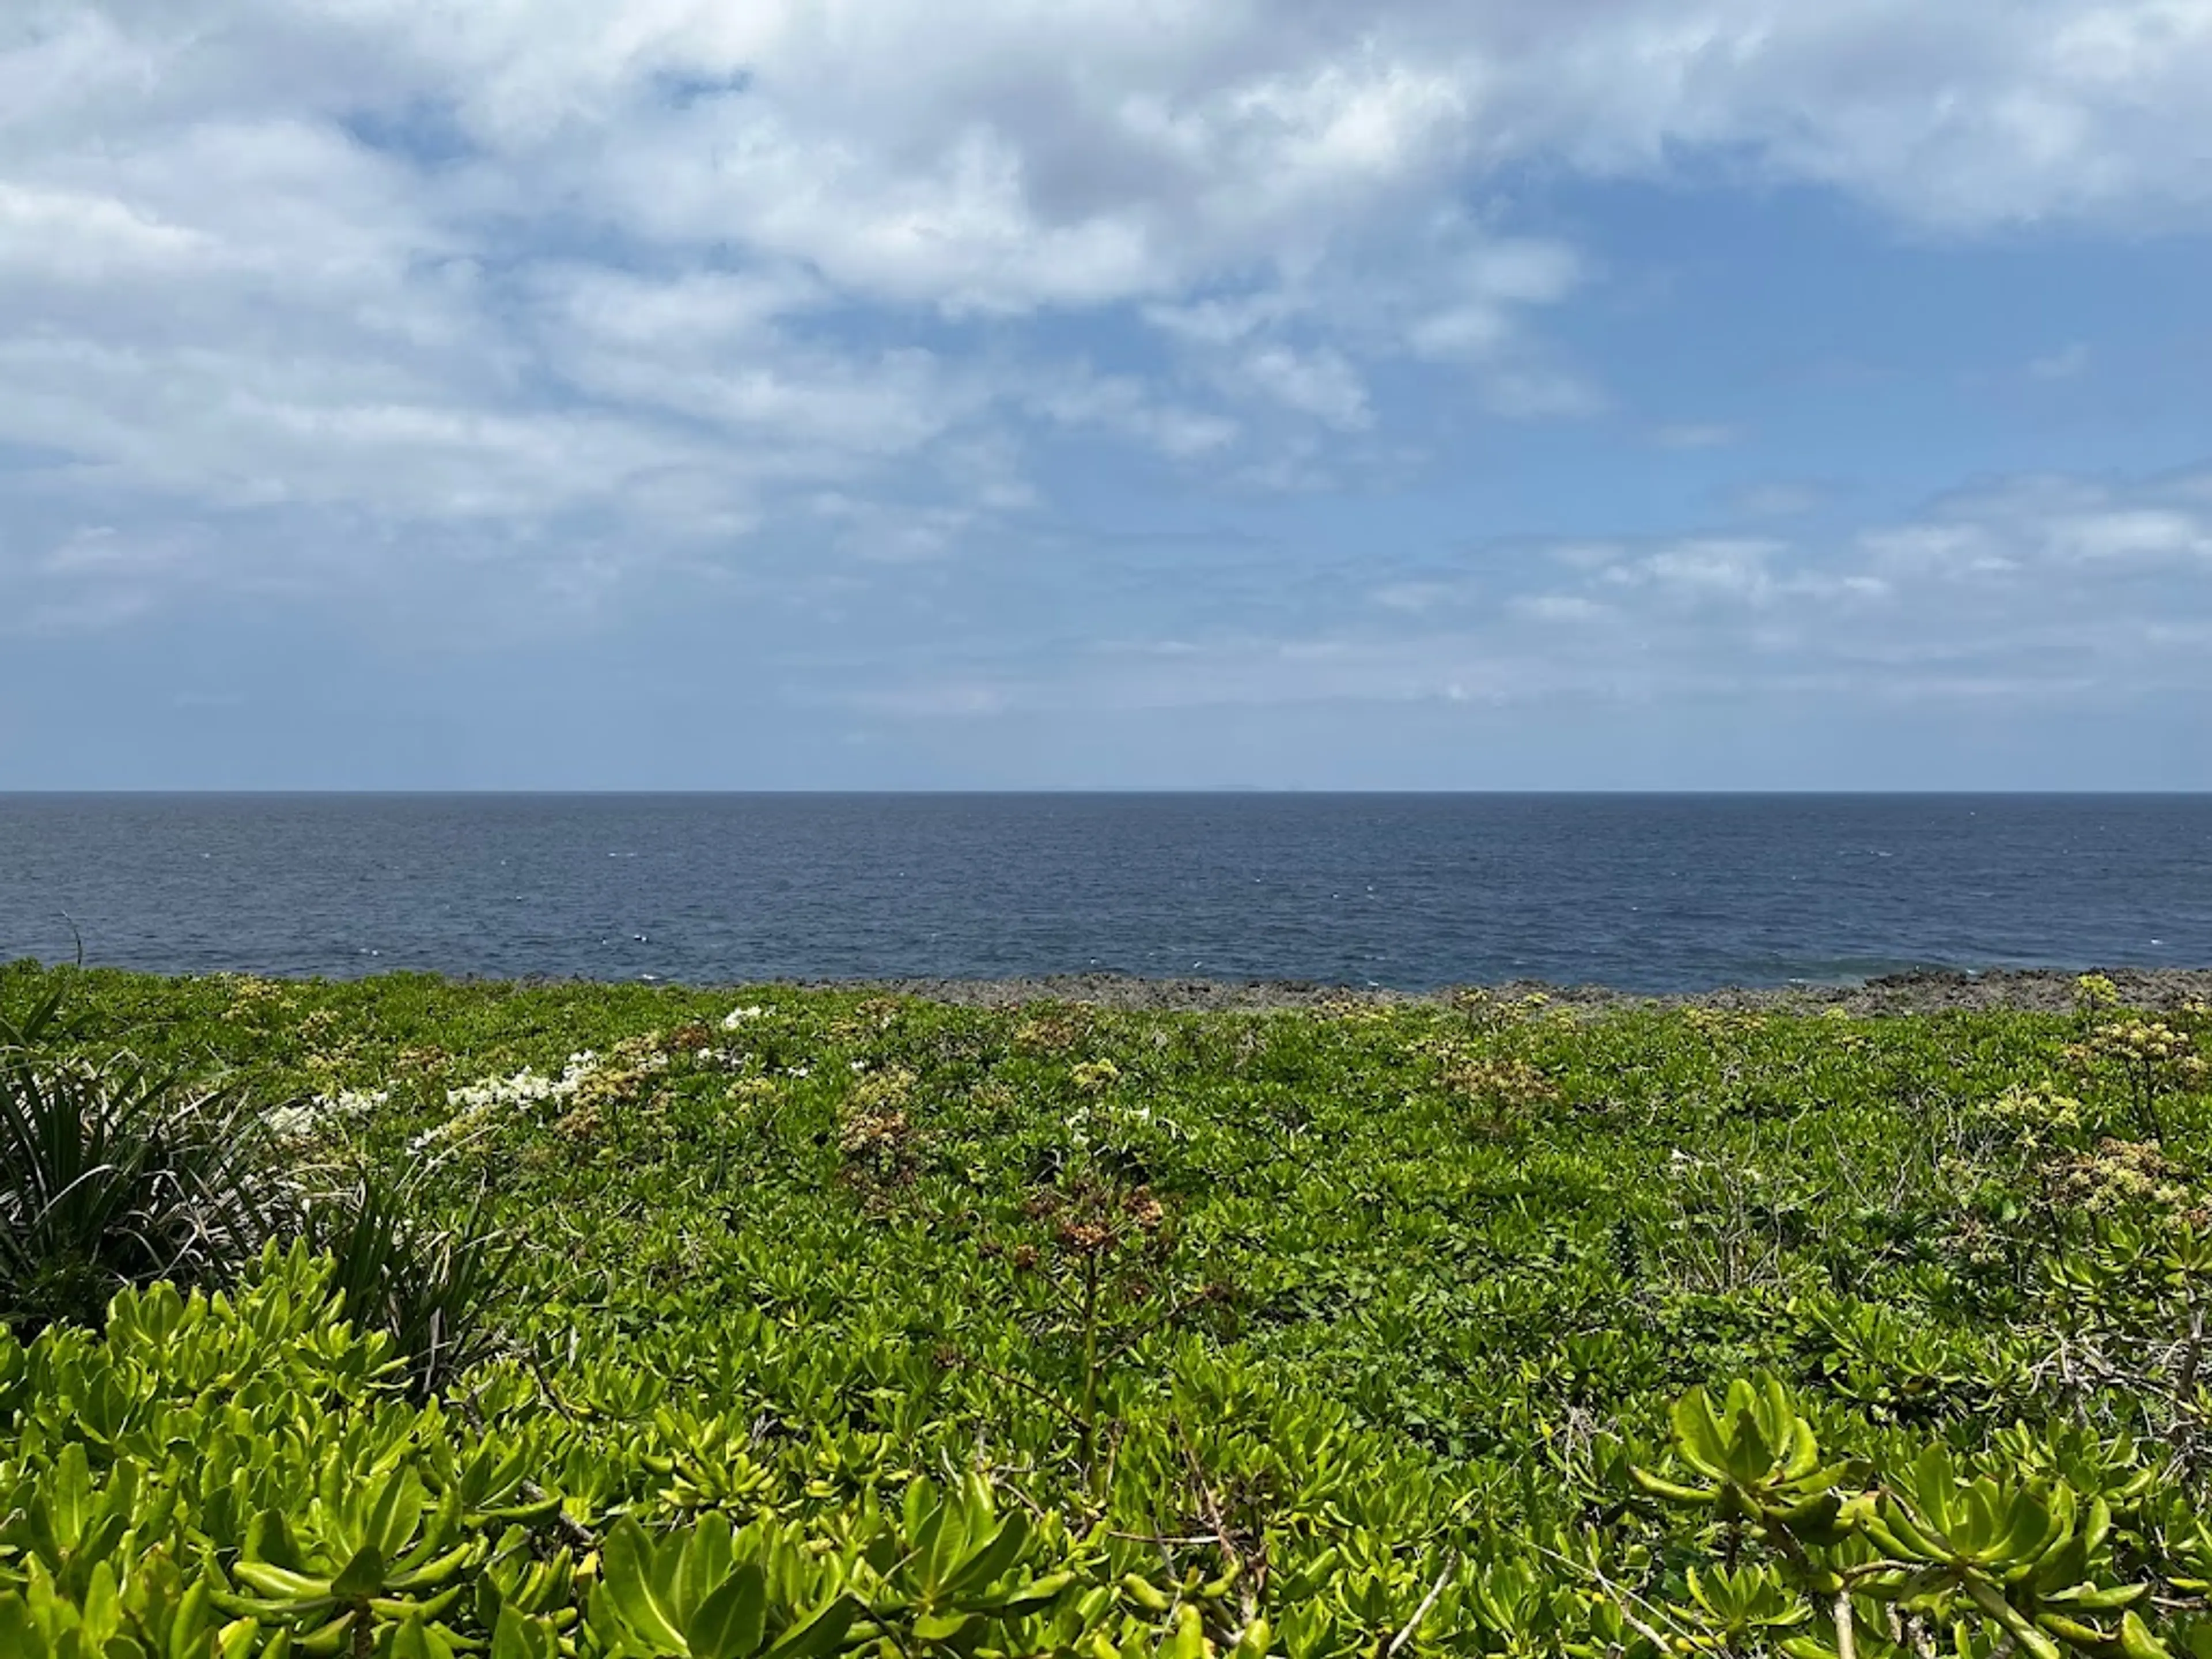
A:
[3,1,2211,790]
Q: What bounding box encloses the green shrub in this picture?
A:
[7,965,2212,1658]
[0,1249,1179,1659]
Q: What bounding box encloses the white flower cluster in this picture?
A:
[411,1051,602,1152]
[445,1051,601,1114]
[267,1086,389,1143]
[721,1005,768,1029]
[1063,1099,1160,1152]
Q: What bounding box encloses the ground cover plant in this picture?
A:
[4,960,2212,1659]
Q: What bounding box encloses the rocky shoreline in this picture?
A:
[792,965,2212,1015]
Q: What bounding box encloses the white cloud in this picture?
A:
[1630,538,1790,603]
[1232,344,1372,430]
[6,0,2212,638]
[1025,369,1241,459]
[834,458,2212,716]
[1400,245,1586,362]
[1867,469,2212,574]
[2051,507,2212,562]
[342,0,2212,274]
[1512,594,1607,623]
[0,181,211,274]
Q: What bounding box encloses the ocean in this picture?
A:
[1,793,2206,993]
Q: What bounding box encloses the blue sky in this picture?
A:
[3,1,2210,789]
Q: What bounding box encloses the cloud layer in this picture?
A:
[5,1,2212,781]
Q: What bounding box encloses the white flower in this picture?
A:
[268,1086,388,1143]
[268,1102,320,1141]
[425,1052,609,1148]
[721,1005,767,1029]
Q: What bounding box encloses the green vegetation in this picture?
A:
[5,960,2212,1659]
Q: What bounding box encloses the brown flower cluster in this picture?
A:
[1019,1178,1170,1261]
[1014,1010,1092,1055]
[836,1066,920,1180]
[1440,1052,1558,1109]
[2044,1138,2192,1214]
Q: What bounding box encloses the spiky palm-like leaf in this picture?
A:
[308,1169,514,1400]
[0,1050,295,1335]
[0,975,78,1048]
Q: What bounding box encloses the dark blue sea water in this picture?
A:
[1,794,2207,993]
